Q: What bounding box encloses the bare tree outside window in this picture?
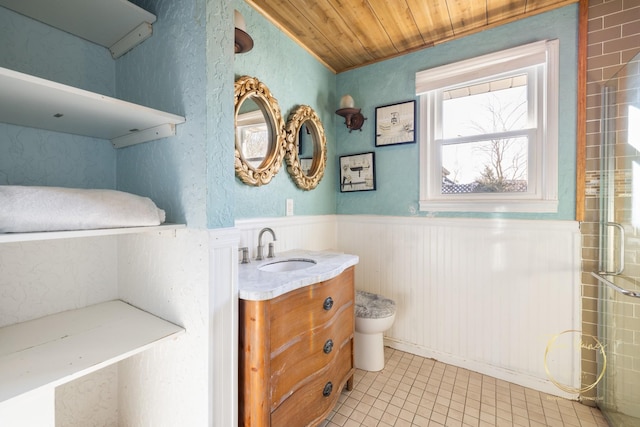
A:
[440,76,530,194]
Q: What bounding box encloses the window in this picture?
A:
[416,40,559,213]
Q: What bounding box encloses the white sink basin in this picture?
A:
[258,258,316,272]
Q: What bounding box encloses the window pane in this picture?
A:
[441,137,528,194]
[442,75,528,139]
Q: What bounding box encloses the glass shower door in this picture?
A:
[592,51,640,427]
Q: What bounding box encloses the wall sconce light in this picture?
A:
[235,10,253,54]
[335,95,366,132]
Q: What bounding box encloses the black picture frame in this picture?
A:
[339,152,376,192]
[375,100,416,147]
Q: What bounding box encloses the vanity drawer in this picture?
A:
[269,267,354,350]
[270,340,353,427]
[270,303,353,408]
[239,265,356,427]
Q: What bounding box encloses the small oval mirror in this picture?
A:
[285,105,327,190]
[234,76,286,186]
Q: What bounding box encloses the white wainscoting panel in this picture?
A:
[235,215,338,258]
[208,227,241,427]
[336,215,581,398]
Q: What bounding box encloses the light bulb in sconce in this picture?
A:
[234,10,254,54]
[339,95,355,109]
[335,94,366,132]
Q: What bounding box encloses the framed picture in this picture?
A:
[340,152,376,192]
[375,100,416,146]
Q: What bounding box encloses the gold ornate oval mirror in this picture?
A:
[284,105,327,190]
[234,76,286,186]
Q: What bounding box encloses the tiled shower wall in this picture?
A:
[583,0,640,402]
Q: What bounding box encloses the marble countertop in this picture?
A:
[238,249,359,301]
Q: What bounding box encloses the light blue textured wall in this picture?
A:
[233,1,337,219]
[0,0,234,228]
[0,2,580,226]
[0,7,116,189]
[115,0,225,228]
[336,5,579,220]
[205,2,236,229]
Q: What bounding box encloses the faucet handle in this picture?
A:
[239,247,250,264]
[267,242,275,258]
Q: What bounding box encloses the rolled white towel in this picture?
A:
[0,185,166,233]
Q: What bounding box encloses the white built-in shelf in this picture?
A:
[0,300,184,403]
[0,0,156,58]
[0,223,186,243]
[0,66,186,148]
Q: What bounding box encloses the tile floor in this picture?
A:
[322,348,609,427]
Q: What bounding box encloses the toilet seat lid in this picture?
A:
[355,290,396,319]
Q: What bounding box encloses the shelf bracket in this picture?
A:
[111,123,177,148]
[109,22,153,59]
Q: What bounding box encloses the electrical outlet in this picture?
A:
[286,199,294,216]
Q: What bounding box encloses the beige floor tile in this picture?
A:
[416,404,432,419]
[407,393,422,405]
[480,410,495,423]
[398,408,415,422]
[378,391,393,403]
[512,413,530,426]
[372,398,388,412]
[435,395,451,407]
[495,401,511,413]
[448,408,464,422]
[324,348,608,427]
[337,404,354,418]
[330,412,348,426]
[463,414,480,427]
[481,401,496,412]
[403,401,418,413]
[496,408,512,422]
[413,413,430,425]
[368,406,384,420]
[380,410,397,425]
[496,417,514,427]
[348,409,367,423]
[385,403,401,417]
[360,394,376,406]
[445,417,463,427]
[430,410,447,424]
[360,414,378,426]
[450,400,465,413]
[433,402,449,416]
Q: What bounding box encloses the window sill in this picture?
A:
[419,199,558,213]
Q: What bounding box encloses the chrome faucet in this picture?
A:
[256,227,276,260]
[238,247,250,264]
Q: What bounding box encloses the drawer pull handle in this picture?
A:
[323,297,334,311]
[323,339,334,354]
[322,382,333,397]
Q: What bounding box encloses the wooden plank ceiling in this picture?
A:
[245,0,578,73]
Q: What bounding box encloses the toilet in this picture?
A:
[354,290,396,371]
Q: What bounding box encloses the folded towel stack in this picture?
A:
[0,185,166,233]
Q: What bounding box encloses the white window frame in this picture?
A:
[416,40,559,213]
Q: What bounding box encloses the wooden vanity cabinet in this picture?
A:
[239,266,355,427]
